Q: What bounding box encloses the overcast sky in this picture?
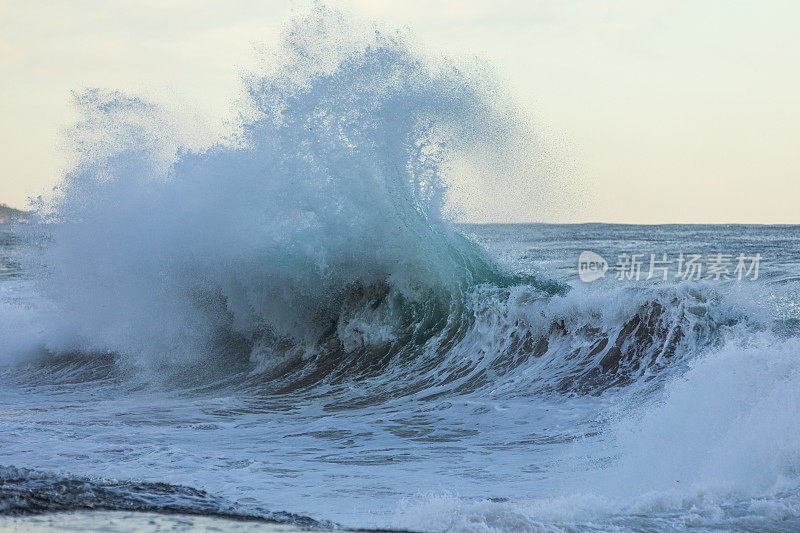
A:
[1,0,798,223]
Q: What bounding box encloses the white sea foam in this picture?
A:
[394,335,800,531]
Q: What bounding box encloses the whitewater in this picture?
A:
[2,8,800,532]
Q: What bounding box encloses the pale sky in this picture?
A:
[1,0,799,223]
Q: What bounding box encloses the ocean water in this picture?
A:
[2,8,800,532]
[3,221,800,532]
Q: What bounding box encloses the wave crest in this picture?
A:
[29,7,556,370]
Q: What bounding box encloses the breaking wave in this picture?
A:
[2,6,800,532]
[3,8,779,403]
[16,7,559,385]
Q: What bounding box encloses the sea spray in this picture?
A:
[29,7,554,370]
